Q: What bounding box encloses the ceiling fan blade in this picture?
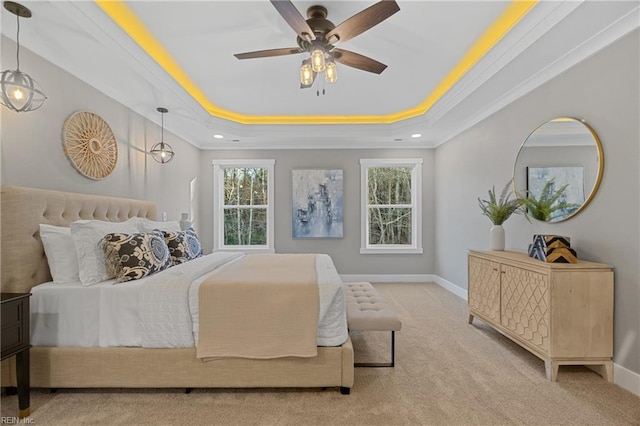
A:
[332,48,387,74]
[300,59,317,89]
[326,0,400,44]
[270,0,316,41]
[234,47,303,60]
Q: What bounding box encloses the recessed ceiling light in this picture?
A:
[213,134,224,139]
[411,133,422,138]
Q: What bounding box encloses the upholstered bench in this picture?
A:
[343,282,402,367]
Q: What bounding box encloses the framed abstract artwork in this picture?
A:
[292,169,343,238]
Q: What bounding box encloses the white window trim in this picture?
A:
[212,159,275,253]
[360,158,423,254]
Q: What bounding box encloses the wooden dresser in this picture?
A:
[467,250,613,382]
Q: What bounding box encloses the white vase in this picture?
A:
[179,213,192,231]
[490,225,505,251]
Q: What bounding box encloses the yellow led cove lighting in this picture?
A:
[96,0,537,125]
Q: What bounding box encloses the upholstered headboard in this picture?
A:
[1,185,157,293]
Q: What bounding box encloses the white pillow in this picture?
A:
[70,219,139,286]
[132,217,181,233]
[39,224,80,284]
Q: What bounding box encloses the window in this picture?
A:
[360,158,423,254]
[213,160,275,252]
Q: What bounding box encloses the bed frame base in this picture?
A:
[2,340,354,393]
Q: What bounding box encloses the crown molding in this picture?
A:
[423,1,582,127]
[200,138,434,151]
[433,3,640,148]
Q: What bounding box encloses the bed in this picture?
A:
[0,185,354,393]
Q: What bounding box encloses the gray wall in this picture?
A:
[198,149,435,275]
[0,37,200,222]
[434,31,639,374]
[2,28,637,378]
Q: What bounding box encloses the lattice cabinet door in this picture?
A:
[500,264,550,354]
[468,255,501,324]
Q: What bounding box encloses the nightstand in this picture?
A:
[1,292,31,418]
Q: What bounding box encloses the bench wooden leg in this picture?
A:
[355,331,396,368]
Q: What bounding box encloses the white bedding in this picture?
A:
[30,252,348,348]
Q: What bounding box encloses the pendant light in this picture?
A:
[310,48,326,73]
[149,107,174,164]
[300,62,313,86]
[0,1,47,113]
[324,60,338,83]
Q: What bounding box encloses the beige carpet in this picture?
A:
[2,283,639,425]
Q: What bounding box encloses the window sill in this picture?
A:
[214,247,275,254]
[360,247,423,255]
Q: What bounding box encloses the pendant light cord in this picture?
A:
[161,110,164,144]
[15,12,21,71]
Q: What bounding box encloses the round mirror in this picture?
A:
[513,117,603,223]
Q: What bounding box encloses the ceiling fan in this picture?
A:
[234,0,400,88]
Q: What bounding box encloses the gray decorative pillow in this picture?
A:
[163,228,203,265]
[101,230,172,282]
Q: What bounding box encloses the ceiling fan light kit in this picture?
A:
[310,47,326,73]
[325,61,337,83]
[300,62,314,86]
[234,0,400,89]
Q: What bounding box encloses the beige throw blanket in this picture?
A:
[196,254,319,360]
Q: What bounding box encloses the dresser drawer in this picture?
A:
[2,296,24,324]
[1,323,26,354]
[1,296,30,360]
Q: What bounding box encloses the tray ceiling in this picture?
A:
[1,1,638,149]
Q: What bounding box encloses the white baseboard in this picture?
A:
[341,273,639,397]
[340,274,434,283]
[613,363,640,397]
[339,274,469,300]
[431,275,468,300]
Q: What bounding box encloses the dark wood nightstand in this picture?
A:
[1,292,31,418]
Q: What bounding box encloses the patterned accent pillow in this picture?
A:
[163,228,203,265]
[101,230,172,282]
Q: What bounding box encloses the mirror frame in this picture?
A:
[513,117,604,223]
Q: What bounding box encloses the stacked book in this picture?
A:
[528,234,578,263]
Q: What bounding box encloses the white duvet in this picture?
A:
[30,252,348,348]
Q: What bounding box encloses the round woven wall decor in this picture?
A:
[62,111,118,180]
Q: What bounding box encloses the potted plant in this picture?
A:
[517,179,579,222]
[478,179,523,250]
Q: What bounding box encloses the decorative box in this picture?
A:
[529,234,578,263]
[532,234,571,250]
